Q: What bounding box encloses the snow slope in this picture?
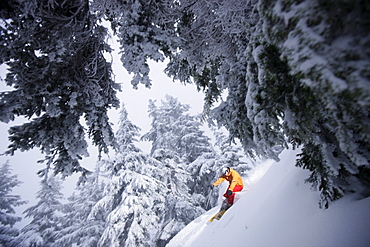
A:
[167,149,370,247]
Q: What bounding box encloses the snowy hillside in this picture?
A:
[167,149,370,247]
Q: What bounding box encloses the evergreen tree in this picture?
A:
[0,0,120,177]
[13,174,64,247]
[186,151,219,210]
[257,0,370,207]
[213,128,250,177]
[0,161,26,246]
[142,96,207,245]
[96,162,167,247]
[143,95,190,158]
[143,95,213,163]
[54,165,105,247]
[108,0,366,210]
[91,0,180,88]
[90,104,167,246]
[152,150,204,247]
[2,0,369,208]
[179,114,214,164]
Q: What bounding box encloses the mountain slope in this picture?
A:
[167,149,370,247]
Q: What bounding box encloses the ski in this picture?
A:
[208,199,232,222]
[208,209,227,222]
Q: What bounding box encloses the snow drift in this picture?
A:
[167,149,370,247]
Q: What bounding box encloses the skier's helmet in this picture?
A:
[223,167,231,175]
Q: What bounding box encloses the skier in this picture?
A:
[212,167,244,208]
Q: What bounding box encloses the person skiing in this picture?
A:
[212,167,244,207]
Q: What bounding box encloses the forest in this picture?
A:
[0,0,369,246]
[2,95,249,246]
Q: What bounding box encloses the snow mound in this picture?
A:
[167,149,370,247]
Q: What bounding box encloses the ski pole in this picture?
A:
[206,185,214,209]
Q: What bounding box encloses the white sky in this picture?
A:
[0,44,207,228]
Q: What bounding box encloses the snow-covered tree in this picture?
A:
[153,0,369,207]
[0,0,120,177]
[2,0,368,208]
[142,96,207,245]
[0,161,26,246]
[54,166,105,247]
[143,95,190,157]
[96,164,167,247]
[91,0,180,88]
[13,174,64,247]
[186,151,219,210]
[179,114,214,164]
[213,128,250,177]
[152,150,204,247]
[143,95,213,163]
[90,104,167,246]
[264,0,370,208]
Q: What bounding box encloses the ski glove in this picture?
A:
[227,190,232,196]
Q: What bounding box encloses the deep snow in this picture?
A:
[167,149,370,247]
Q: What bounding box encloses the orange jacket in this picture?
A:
[213,168,244,191]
